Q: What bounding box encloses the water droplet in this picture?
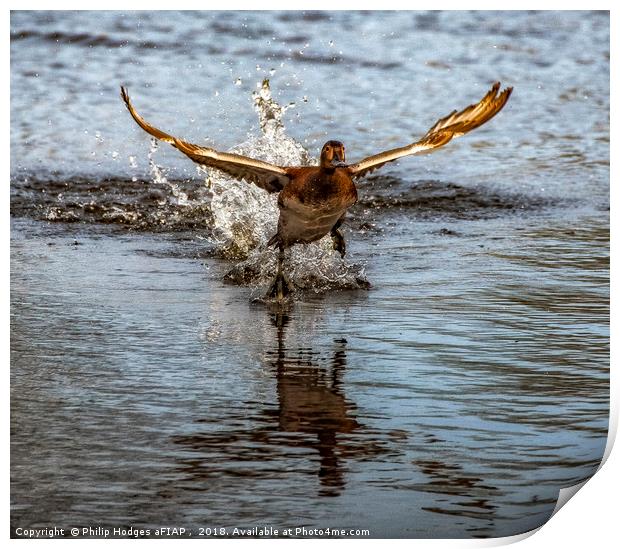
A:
[111,151,119,160]
[269,68,276,76]
[235,78,242,86]
[328,40,334,47]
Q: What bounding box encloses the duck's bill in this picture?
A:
[331,160,347,168]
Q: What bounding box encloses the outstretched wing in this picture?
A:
[120,87,291,192]
[347,82,513,179]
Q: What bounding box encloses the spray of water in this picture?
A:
[148,138,190,206]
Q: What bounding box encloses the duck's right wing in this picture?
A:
[120,87,291,192]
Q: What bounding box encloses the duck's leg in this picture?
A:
[267,244,293,300]
[330,216,346,258]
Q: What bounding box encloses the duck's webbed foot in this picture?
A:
[331,228,346,258]
[267,271,293,300]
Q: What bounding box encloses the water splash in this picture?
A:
[225,239,370,295]
[252,78,299,139]
[204,78,369,293]
[204,80,308,257]
[148,138,189,206]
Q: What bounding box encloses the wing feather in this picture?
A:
[347,82,513,179]
[120,87,290,192]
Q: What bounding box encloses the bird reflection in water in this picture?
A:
[267,308,359,495]
[171,306,389,498]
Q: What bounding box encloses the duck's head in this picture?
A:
[320,140,346,170]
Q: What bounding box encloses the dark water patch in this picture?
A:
[415,12,442,31]
[211,21,274,40]
[10,176,215,232]
[11,28,177,51]
[558,87,597,103]
[264,49,401,70]
[354,177,557,220]
[433,228,462,237]
[360,59,401,70]
[425,60,452,70]
[277,11,331,23]
[278,34,312,45]
[493,43,539,55]
[12,29,133,49]
[454,12,581,40]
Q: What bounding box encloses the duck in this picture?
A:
[120,82,512,299]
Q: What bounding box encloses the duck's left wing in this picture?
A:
[347,82,513,180]
[121,87,291,192]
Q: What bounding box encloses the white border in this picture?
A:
[5,3,615,547]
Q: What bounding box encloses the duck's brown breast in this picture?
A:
[276,167,357,246]
[281,167,357,208]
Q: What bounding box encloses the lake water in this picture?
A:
[10,10,609,539]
